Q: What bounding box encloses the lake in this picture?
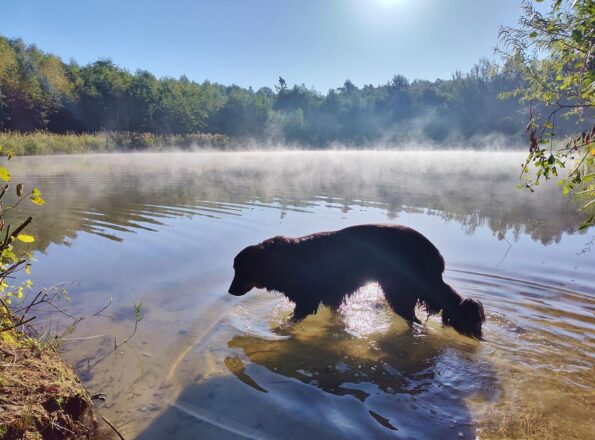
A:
[8,151,595,439]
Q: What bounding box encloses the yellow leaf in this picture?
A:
[0,166,10,182]
[25,264,31,275]
[30,187,45,205]
[591,148,595,157]
[16,234,35,243]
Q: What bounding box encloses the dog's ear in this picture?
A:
[460,298,485,323]
[456,298,485,339]
[241,244,264,260]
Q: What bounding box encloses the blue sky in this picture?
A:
[1,0,524,91]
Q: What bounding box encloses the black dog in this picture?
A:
[229,224,485,339]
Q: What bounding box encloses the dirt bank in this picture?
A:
[0,336,97,439]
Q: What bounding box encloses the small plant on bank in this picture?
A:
[0,143,46,338]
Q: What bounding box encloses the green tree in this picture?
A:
[1,34,537,148]
[499,0,595,229]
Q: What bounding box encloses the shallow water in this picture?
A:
[7,151,595,439]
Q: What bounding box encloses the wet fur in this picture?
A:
[229,224,485,339]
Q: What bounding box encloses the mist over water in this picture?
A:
[8,151,594,439]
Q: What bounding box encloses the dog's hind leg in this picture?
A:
[381,280,421,325]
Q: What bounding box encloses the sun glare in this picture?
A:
[353,0,413,29]
[375,0,402,6]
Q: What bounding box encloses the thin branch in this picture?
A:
[496,237,513,268]
[0,315,36,333]
[3,192,35,216]
[567,150,592,178]
[1,216,32,249]
[101,416,126,440]
[0,184,9,201]
[60,334,108,341]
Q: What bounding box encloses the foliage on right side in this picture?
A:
[499,0,594,230]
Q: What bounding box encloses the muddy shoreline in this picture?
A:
[0,336,97,439]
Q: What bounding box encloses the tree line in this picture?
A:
[0,35,552,147]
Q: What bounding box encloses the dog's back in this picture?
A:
[289,224,445,282]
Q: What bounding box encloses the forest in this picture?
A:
[0,35,538,148]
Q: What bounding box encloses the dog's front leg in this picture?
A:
[291,301,318,323]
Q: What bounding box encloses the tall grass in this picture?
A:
[0,131,230,155]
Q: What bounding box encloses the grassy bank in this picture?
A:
[0,131,230,155]
[0,307,97,439]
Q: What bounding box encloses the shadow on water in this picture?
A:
[136,306,499,439]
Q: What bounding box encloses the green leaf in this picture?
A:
[571,29,582,42]
[0,167,10,182]
[2,248,18,263]
[30,187,45,206]
[16,234,35,243]
[578,216,594,231]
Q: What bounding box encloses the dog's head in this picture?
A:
[228,244,265,296]
[445,298,486,339]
